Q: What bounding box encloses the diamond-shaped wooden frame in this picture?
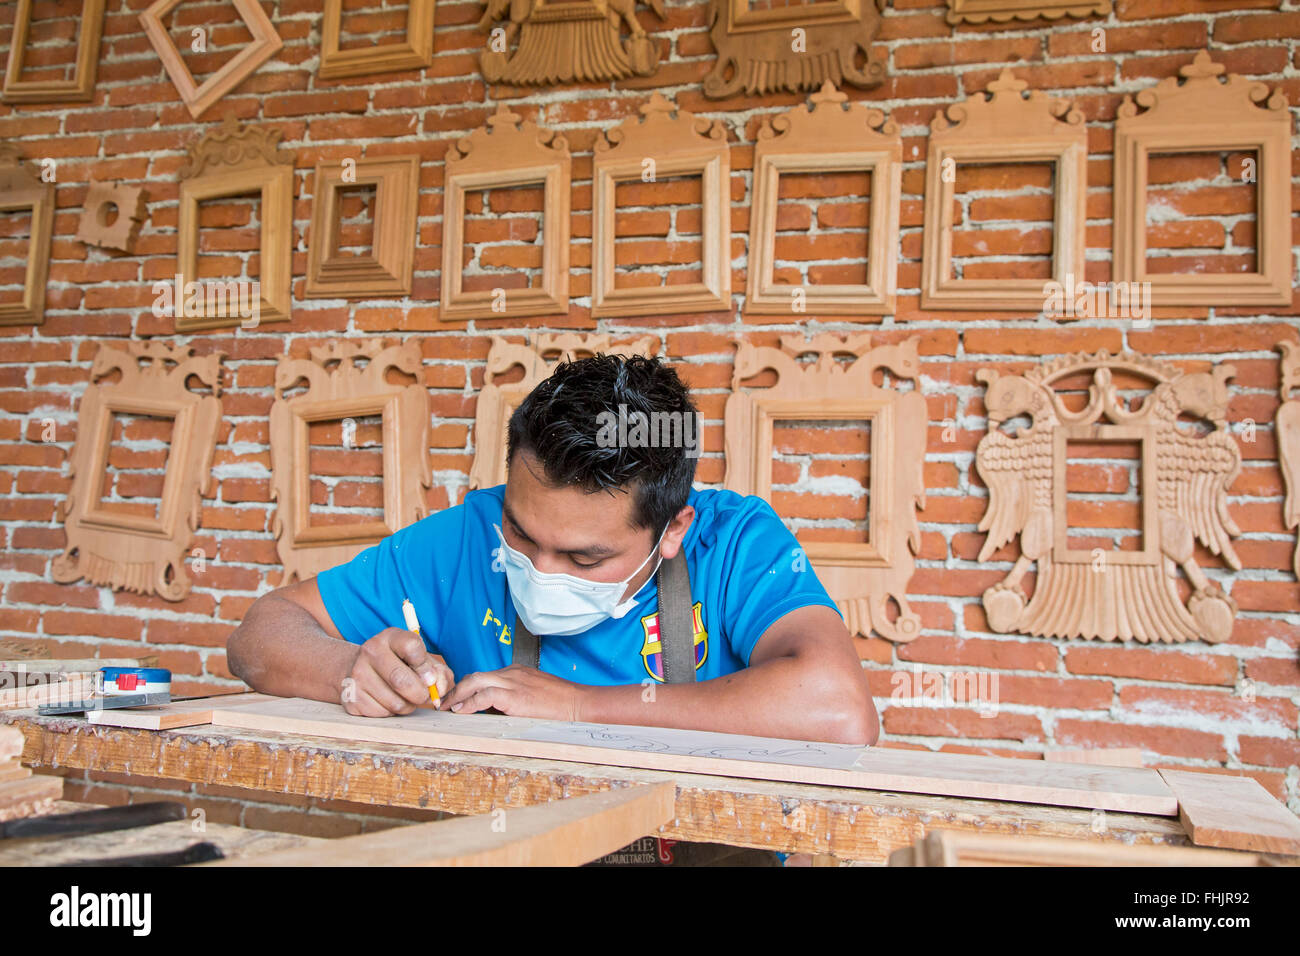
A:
[139,0,283,120]
[319,0,435,80]
[2,0,105,104]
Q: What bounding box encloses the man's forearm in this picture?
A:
[575,653,876,744]
[227,594,358,703]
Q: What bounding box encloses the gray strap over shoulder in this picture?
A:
[511,552,696,684]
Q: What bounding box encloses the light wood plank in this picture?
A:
[1044,748,1145,768]
[86,692,277,730]
[206,696,1178,815]
[0,675,94,711]
[888,830,1286,867]
[0,774,62,821]
[1160,769,1300,855]
[0,658,147,674]
[203,782,676,867]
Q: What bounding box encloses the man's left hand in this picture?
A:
[439,665,587,721]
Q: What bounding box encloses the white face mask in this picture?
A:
[494,521,667,637]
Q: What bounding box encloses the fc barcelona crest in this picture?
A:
[640,602,708,682]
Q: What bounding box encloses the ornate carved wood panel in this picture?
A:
[976,351,1242,643]
[1113,52,1291,307]
[53,343,225,602]
[724,334,926,643]
[944,0,1110,24]
[270,340,432,584]
[704,0,887,99]
[469,334,659,491]
[746,82,900,317]
[921,70,1087,312]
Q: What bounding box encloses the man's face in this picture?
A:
[501,449,660,603]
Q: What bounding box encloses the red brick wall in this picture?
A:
[0,0,1297,830]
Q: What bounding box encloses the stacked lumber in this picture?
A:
[0,725,62,822]
[887,830,1292,867]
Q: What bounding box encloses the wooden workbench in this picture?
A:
[2,709,1198,864]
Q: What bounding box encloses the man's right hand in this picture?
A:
[341,628,456,717]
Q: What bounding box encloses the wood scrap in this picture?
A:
[202,782,677,867]
[86,692,277,730]
[0,675,95,711]
[0,774,62,822]
[1159,769,1300,855]
[888,830,1290,866]
[0,762,31,783]
[0,725,22,760]
[204,696,1178,815]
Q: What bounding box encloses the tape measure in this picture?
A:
[101,667,171,696]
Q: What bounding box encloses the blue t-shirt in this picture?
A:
[316,485,840,686]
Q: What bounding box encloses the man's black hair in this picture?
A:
[506,353,698,532]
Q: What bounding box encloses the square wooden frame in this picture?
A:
[746,83,900,316]
[1052,426,1158,566]
[921,71,1087,312]
[176,121,295,332]
[83,400,185,538]
[319,0,435,80]
[2,0,105,103]
[0,146,54,327]
[944,0,1111,24]
[270,341,431,584]
[52,343,225,603]
[592,93,731,318]
[1113,52,1292,307]
[727,0,861,31]
[306,155,420,299]
[440,107,570,322]
[139,0,282,120]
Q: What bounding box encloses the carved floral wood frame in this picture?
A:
[723,334,926,643]
[270,340,432,584]
[440,106,570,323]
[77,182,148,254]
[139,0,282,120]
[704,0,887,99]
[1277,340,1300,580]
[592,94,731,318]
[176,119,295,331]
[306,154,420,299]
[944,0,1110,24]
[746,82,900,317]
[921,70,1087,311]
[0,144,54,326]
[469,334,659,491]
[976,350,1242,643]
[2,0,105,103]
[53,343,225,602]
[319,0,435,80]
[1113,52,1292,307]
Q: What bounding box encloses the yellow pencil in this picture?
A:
[402,598,440,707]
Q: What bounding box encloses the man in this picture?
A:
[228,353,877,746]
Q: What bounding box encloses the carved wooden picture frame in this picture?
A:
[305,154,420,299]
[176,119,295,331]
[0,144,54,327]
[944,0,1111,24]
[1277,341,1300,581]
[139,0,282,120]
[77,182,148,254]
[1113,52,1292,307]
[319,0,435,80]
[270,340,432,584]
[746,82,900,317]
[2,0,105,103]
[469,334,659,491]
[592,93,731,318]
[53,343,225,602]
[921,70,1087,312]
[723,334,927,643]
[440,106,569,323]
[704,0,887,99]
[976,350,1241,643]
